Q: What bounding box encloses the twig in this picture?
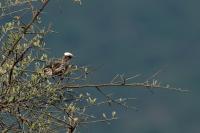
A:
[0,7,31,19]
[95,87,135,110]
[80,117,118,124]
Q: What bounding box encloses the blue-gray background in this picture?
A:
[44,0,200,133]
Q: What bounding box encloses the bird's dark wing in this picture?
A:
[52,62,62,70]
[44,58,68,76]
[43,61,57,76]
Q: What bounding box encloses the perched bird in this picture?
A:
[44,52,73,76]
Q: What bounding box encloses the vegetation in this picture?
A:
[0,0,187,132]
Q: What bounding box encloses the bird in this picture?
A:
[43,52,74,77]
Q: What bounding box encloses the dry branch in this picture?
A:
[61,82,188,92]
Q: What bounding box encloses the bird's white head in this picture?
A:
[64,52,73,58]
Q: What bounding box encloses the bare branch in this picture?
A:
[61,82,188,93]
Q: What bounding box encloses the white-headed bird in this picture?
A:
[44,52,73,76]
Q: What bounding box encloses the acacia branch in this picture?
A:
[8,45,32,84]
[61,82,188,92]
[0,0,50,66]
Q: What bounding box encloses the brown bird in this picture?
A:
[44,52,73,76]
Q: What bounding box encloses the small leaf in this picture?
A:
[112,111,117,118]
[102,113,107,119]
[8,96,15,102]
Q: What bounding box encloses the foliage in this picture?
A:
[0,0,187,132]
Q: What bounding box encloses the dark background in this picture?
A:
[44,0,200,132]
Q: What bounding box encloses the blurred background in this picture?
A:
[44,0,200,132]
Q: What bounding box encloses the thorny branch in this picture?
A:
[8,45,32,84]
[0,0,50,67]
[61,81,188,92]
